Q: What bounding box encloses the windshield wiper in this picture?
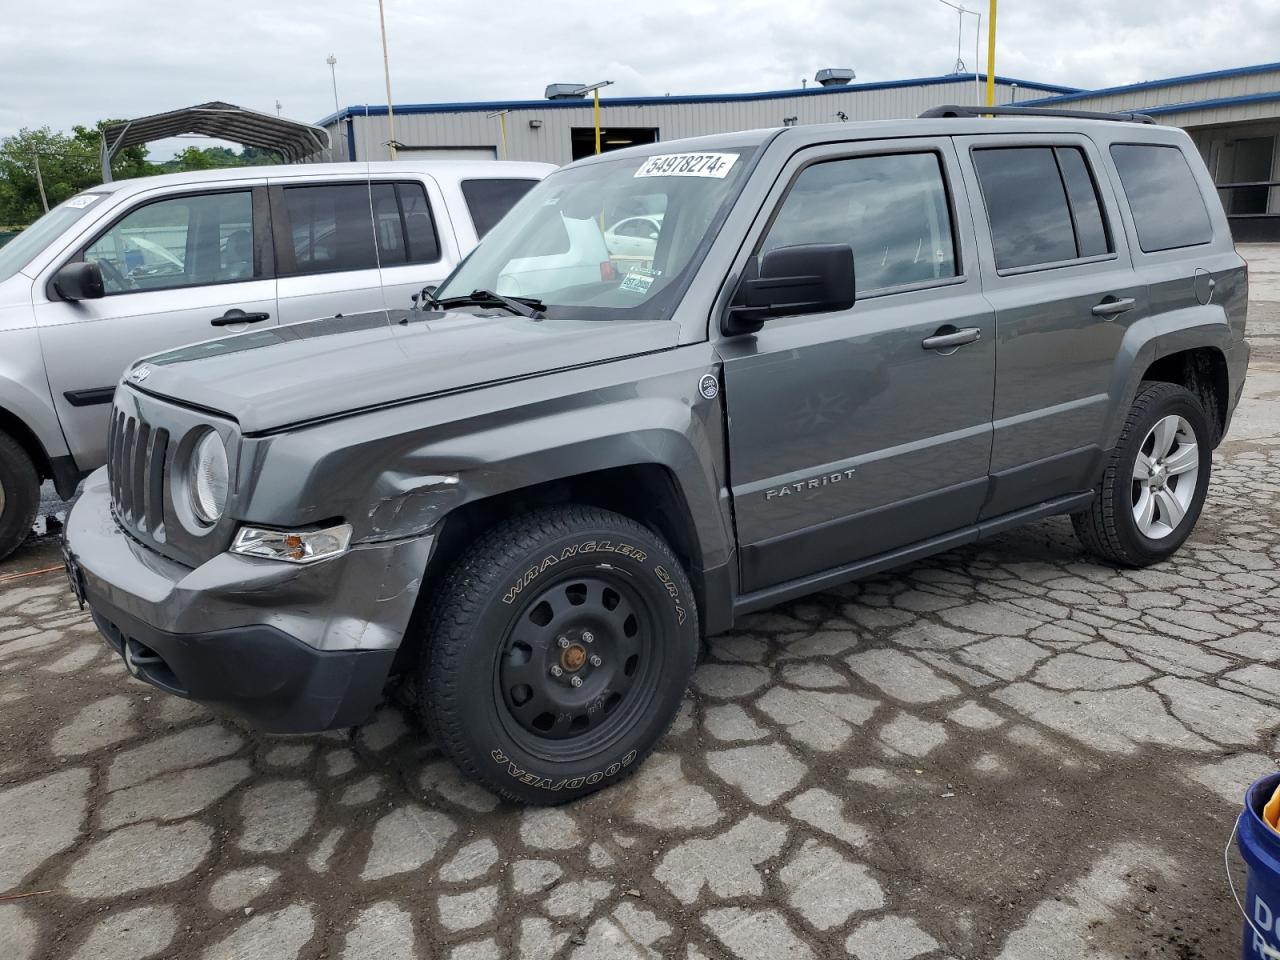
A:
[433,289,546,320]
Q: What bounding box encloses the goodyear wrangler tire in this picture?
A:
[419,505,699,805]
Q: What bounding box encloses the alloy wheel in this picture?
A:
[1131,414,1199,540]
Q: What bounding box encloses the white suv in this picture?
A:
[0,159,553,558]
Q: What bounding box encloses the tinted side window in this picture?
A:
[85,191,254,294]
[761,152,957,294]
[461,178,539,238]
[1110,144,1213,252]
[1056,148,1110,258]
[973,148,1078,270]
[974,146,1116,270]
[399,183,441,263]
[282,181,439,275]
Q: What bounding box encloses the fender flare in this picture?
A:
[1103,308,1231,451]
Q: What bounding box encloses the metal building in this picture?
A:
[317,73,1074,166]
[1023,62,1280,240]
[316,62,1280,239]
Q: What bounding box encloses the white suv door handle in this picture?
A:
[1092,297,1137,318]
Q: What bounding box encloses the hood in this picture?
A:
[129,309,681,433]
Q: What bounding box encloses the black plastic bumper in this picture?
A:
[88,593,395,733]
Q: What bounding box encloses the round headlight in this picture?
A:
[189,431,229,525]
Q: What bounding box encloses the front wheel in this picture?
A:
[418,505,699,805]
[0,430,40,562]
[1072,381,1213,567]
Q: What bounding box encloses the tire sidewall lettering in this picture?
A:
[500,538,686,625]
[487,747,639,793]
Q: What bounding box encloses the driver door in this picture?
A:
[34,185,277,468]
[719,139,996,594]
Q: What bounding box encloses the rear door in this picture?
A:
[956,134,1145,517]
[34,184,276,468]
[719,138,996,594]
[271,176,456,323]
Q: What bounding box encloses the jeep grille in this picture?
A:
[107,407,169,539]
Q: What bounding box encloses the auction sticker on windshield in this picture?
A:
[65,194,101,209]
[635,153,738,179]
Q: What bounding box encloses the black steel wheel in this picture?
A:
[418,505,699,805]
[496,571,662,761]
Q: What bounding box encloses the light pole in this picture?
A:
[326,55,345,161]
[572,81,614,154]
[377,0,397,159]
[937,0,982,104]
[326,54,340,113]
[486,110,509,159]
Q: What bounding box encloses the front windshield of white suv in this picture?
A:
[434,147,757,321]
[0,193,110,284]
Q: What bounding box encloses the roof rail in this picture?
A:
[919,104,1157,124]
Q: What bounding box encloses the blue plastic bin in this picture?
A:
[1237,772,1280,959]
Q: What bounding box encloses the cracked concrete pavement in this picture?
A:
[3,247,1280,959]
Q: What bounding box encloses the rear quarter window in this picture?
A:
[1109,144,1213,253]
[461,178,540,238]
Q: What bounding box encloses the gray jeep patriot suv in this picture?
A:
[64,108,1249,805]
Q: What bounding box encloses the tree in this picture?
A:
[158,145,282,172]
[0,121,161,225]
[0,127,92,225]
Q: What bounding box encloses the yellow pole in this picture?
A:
[985,0,998,107]
[500,113,508,159]
[594,89,602,154]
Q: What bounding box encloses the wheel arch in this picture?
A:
[401,460,727,670]
[1108,312,1234,450]
[1139,346,1229,446]
[0,402,53,482]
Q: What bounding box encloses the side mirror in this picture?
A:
[53,261,105,302]
[724,243,855,336]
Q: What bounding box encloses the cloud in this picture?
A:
[2,0,1275,150]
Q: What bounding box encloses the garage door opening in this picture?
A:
[570,127,659,161]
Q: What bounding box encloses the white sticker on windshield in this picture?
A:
[620,272,655,294]
[634,153,738,179]
[64,194,100,209]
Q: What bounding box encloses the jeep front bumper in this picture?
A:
[64,468,435,732]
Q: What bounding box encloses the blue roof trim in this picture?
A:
[1019,61,1280,106]
[1140,90,1280,116]
[316,73,1080,126]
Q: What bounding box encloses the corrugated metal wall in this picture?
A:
[328,79,1046,165]
[1026,67,1280,231]
[1024,67,1280,121]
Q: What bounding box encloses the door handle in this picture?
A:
[1091,297,1136,319]
[211,309,270,327]
[921,327,982,352]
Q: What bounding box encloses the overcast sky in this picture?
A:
[4,0,1277,157]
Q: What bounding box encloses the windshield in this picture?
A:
[435,147,756,321]
[0,193,110,284]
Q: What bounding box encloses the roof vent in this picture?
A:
[815,68,856,87]
[545,83,589,100]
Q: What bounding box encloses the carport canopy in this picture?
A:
[99,101,331,179]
